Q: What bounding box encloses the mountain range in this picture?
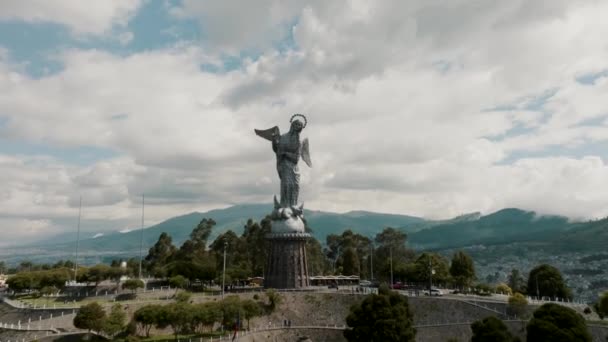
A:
[2,203,606,265]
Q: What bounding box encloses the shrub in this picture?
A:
[507,293,528,318]
[526,303,591,342]
[471,316,518,342]
[344,286,416,341]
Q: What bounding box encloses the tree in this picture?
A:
[507,293,528,318]
[306,235,329,275]
[6,272,36,292]
[526,303,591,342]
[164,302,194,340]
[210,230,250,280]
[0,261,5,274]
[169,275,188,292]
[597,291,608,319]
[241,299,262,329]
[527,264,571,300]
[496,283,513,295]
[145,232,176,276]
[19,260,33,272]
[192,302,222,333]
[108,266,126,287]
[122,279,144,294]
[471,316,518,342]
[449,251,475,291]
[341,247,360,276]
[508,269,526,294]
[242,218,270,276]
[220,296,242,329]
[87,264,111,287]
[74,302,107,334]
[103,304,127,338]
[372,228,414,281]
[411,253,450,285]
[265,289,282,312]
[40,285,58,297]
[40,269,70,289]
[331,230,372,278]
[134,305,162,337]
[344,285,416,341]
[190,218,215,249]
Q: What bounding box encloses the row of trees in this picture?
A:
[471,302,593,342]
[73,290,281,340]
[5,263,134,292]
[344,285,594,341]
[505,264,573,300]
[1,216,580,306]
[0,259,77,275]
[132,294,265,339]
[73,302,127,339]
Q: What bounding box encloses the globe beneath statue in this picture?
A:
[269,205,306,234]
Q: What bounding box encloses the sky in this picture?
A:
[1,0,608,246]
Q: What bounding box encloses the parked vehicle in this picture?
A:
[423,287,443,296]
[359,280,372,287]
[390,282,403,290]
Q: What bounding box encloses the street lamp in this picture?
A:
[428,257,434,292]
[222,241,228,299]
[389,247,393,287]
[369,243,374,282]
[332,246,341,274]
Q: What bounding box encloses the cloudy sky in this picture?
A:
[1,0,608,246]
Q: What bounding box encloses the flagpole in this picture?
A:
[138,194,145,280]
[74,196,82,282]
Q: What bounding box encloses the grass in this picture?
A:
[14,294,153,308]
[14,290,225,309]
[112,332,226,342]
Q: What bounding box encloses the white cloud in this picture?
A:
[0,0,142,36]
[0,218,55,246]
[171,0,308,54]
[1,1,608,246]
[117,31,134,46]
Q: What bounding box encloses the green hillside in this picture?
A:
[28,204,427,259]
[408,208,572,249]
[7,205,606,265]
[549,217,608,252]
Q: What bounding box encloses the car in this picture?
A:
[359,280,372,287]
[423,288,443,296]
[390,282,403,290]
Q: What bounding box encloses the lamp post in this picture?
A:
[332,246,341,274]
[428,256,433,293]
[389,247,393,287]
[138,194,145,281]
[222,241,228,299]
[370,243,374,282]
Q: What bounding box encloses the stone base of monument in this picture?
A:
[264,232,310,289]
[264,208,311,289]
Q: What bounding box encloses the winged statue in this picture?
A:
[255,114,312,209]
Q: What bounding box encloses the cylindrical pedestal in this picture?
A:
[264,233,310,289]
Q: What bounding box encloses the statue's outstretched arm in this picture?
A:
[254,126,280,141]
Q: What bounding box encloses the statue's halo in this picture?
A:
[290,113,307,128]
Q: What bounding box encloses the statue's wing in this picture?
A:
[254,126,280,141]
[301,138,312,167]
